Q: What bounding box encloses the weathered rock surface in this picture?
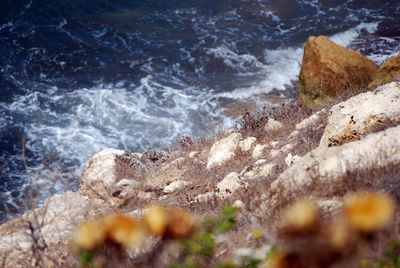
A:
[239,137,257,152]
[163,180,189,193]
[0,192,91,267]
[2,80,400,266]
[217,172,246,198]
[242,162,275,181]
[146,159,186,189]
[111,179,138,198]
[79,149,136,202]
[264,118,283,132]
[141,149,169,165]
[320,82,400,147]
[284,153,299,167]
[252,144,268,160]
[207,133,241,169]
[295,108,327,131]
[298,36,378,108]
[369,53,400,89]
[267,124,400,215]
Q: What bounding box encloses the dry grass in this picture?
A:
[2,82,400,267]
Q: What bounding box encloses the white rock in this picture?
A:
[194,192,217,203]
[241,169,255,179]
[268,125,400,212]
[189,151,199,158]
[281,143,294,152]
[170,157,185,166]
[254,159,267,165]
[252,144,268,159]
[0,192,90,257]
[163,180,189,193]
[146,159,186,189]
[112,179,138,198]
[258,163,275,177]
[296,108,327,131]
[207,133,241,169]
[288,130,299,140]
[217,172,246,197]
[270,141,279,148]
[242,163,275,180]
[316,199,343,215]
[79,148,126,199]
[235,245,272,262]
[284,153,300,167]
[137,190,153,200]
[131,152,143,160]
[239,137,257,152]
[232,200,245,209]
[80,148,125,194]
[264,118,283,132]
[320,82,400,147]
[269,149,280,159]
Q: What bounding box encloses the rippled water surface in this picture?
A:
[1,0,399,222]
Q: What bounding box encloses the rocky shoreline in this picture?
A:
[1,37,400,267]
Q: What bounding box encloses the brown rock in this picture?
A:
[298,36,378,108]
[369,53,400,89]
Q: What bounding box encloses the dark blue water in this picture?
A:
[1,0,399,222]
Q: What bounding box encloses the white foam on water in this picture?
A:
[329,22,379,47]
[369,49,399,66]
[217,22,381,105]
[216,46,303,100]
[6,74,223,198]
[206,46,264,72]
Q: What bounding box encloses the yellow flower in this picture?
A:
[165,208,195,239]
[329,218,350,249]
[252,230,262,239]
[104,215,147,249]
[281,199,317,232]
[360,259,370,267]
[266,249,302,268]
[344,193,394,233]
[144,205,167,236]
[74,220,106,250]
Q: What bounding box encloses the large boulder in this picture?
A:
[320,82,400,147]
[369,53,400,89]
[79,149,145,202]
[298,36,378,108]
[266,124,400,217]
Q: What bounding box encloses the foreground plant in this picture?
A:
[169,205,240,268]
[73,192,396,268]
[267,192,395,268]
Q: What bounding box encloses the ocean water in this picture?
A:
[1,0,399,222]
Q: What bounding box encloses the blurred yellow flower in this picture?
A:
[360,259,370,267]
[252,230,262,239]
[165,208,195,239]
[344,193,394,233]
[105,215,147,249]
[265,249,302,268]
[329,218,350,249]
[74,220,106,250]
[144,205,167,236]
[281,199,317,232]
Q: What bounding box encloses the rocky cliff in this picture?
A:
[1,39,400,267]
